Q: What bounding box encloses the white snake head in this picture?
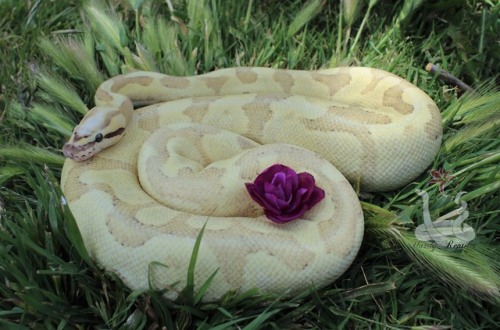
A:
[63,106,127,161]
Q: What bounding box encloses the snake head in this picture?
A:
[63,106,127,161]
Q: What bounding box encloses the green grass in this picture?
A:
[1,0,499,328]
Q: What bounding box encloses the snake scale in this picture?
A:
[61,67,442,301]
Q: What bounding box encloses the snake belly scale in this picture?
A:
[61,67,442,301]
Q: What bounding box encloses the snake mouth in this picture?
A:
[63,142,96,161]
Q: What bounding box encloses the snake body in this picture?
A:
[61,67,442,301]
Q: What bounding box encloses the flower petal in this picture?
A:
[246,164,325,223]
[287,187,308,212]
[265,204,309,223]
[305,187,325,209]
[271,171,287,186]
[264,182,275,194]
[257,164,288,183]
[265,192,289,210]
[245,183,263,204]
[295,172,316,206]
[245,183,277,211]
[274,183,286,201]
[282,172,297,202]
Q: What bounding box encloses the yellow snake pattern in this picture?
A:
[61,67,442,301]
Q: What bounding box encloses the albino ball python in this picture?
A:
[61,67,442,301]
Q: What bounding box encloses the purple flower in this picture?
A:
[245,164,325,223]
[428,168,455,193]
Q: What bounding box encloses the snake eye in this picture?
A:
[95,133,104,143]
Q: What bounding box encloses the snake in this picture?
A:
[60,67,442,301]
